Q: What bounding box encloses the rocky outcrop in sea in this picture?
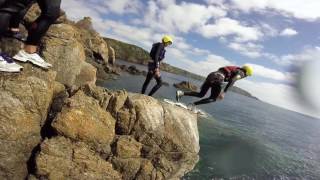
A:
[0,5,199,180]
[174,81,198,92]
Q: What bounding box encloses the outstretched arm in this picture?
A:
[224,72,243,92]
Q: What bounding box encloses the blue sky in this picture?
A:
[62,0,320,118]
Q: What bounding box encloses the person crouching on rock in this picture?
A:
[141,35,173,96]
[176,65,253,106]
[0,0,61,73]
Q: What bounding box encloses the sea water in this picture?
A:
[98,60,320,179]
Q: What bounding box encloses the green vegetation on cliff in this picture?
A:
[104,37,259,100]
[104,38,150,64]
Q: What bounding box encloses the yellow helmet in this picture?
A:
[242,65,253,76]
[162,35,173,44]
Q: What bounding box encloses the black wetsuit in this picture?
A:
[0,0,61,45]
[184,67,246,105]
[0,0,6,7]
[10,1,35,29]
[141,42,166,96]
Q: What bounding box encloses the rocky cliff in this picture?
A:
[0,6,199,180]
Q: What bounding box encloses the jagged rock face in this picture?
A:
[28,85,199,180]
[52,91,116,156]
[0,75,199,179]
[75,17,110,65]
[36,137,121,180]
[75,17,95,32]
[41,24,97,87]
[0,64,56,179]
[110,93,200,179]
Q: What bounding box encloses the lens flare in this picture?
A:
[296,60,320,111]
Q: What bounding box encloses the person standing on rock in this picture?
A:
[0,0,61,72]
[176,65,253,106]
[141,35,173,96]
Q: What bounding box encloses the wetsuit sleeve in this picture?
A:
[154,43,164,68]
[223,70,245,92]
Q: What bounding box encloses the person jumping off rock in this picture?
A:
[141,35,173,96]
[0,0,61,73]
[176,65,253,105]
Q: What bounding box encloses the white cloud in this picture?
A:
[144,1,227,33]
[192,48,211,56]
[237,80,320,118]
[174,37,192,50]
[173,37,211,56]
[280,28,298,37]
[103,20,157,48]
[167,48,233,76]
[198,18,263,42]
[104,0,142,14]
[205,0,226,6]
[62,0,102,21]
[259,23,279,37]
[230,0,320,21]
[276,46,320,66]
[228,42,263,58]
[247,63,294,81]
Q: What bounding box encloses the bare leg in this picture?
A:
[24,44,37,53]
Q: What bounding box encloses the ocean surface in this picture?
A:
[98,60,320,179]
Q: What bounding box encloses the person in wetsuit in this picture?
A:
[176,65,254,105]
[141,35,173,96]
[0,0,61,72]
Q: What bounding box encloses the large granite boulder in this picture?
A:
[52,90,116,155]
[29,89,199,180]
[110,93,200,179]
[75,17,109,65]
[0,64,56,179]
[41,24,97,87]
[36,137,121,180]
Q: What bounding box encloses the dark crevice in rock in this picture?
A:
[26,91,69,178]
[131,166,143,180]
[93,51,104,64]
[66,86,80,97]
[41,91,68,139]
[40,112,58,139]
[26,144,41,179]
[110,137,119,158]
